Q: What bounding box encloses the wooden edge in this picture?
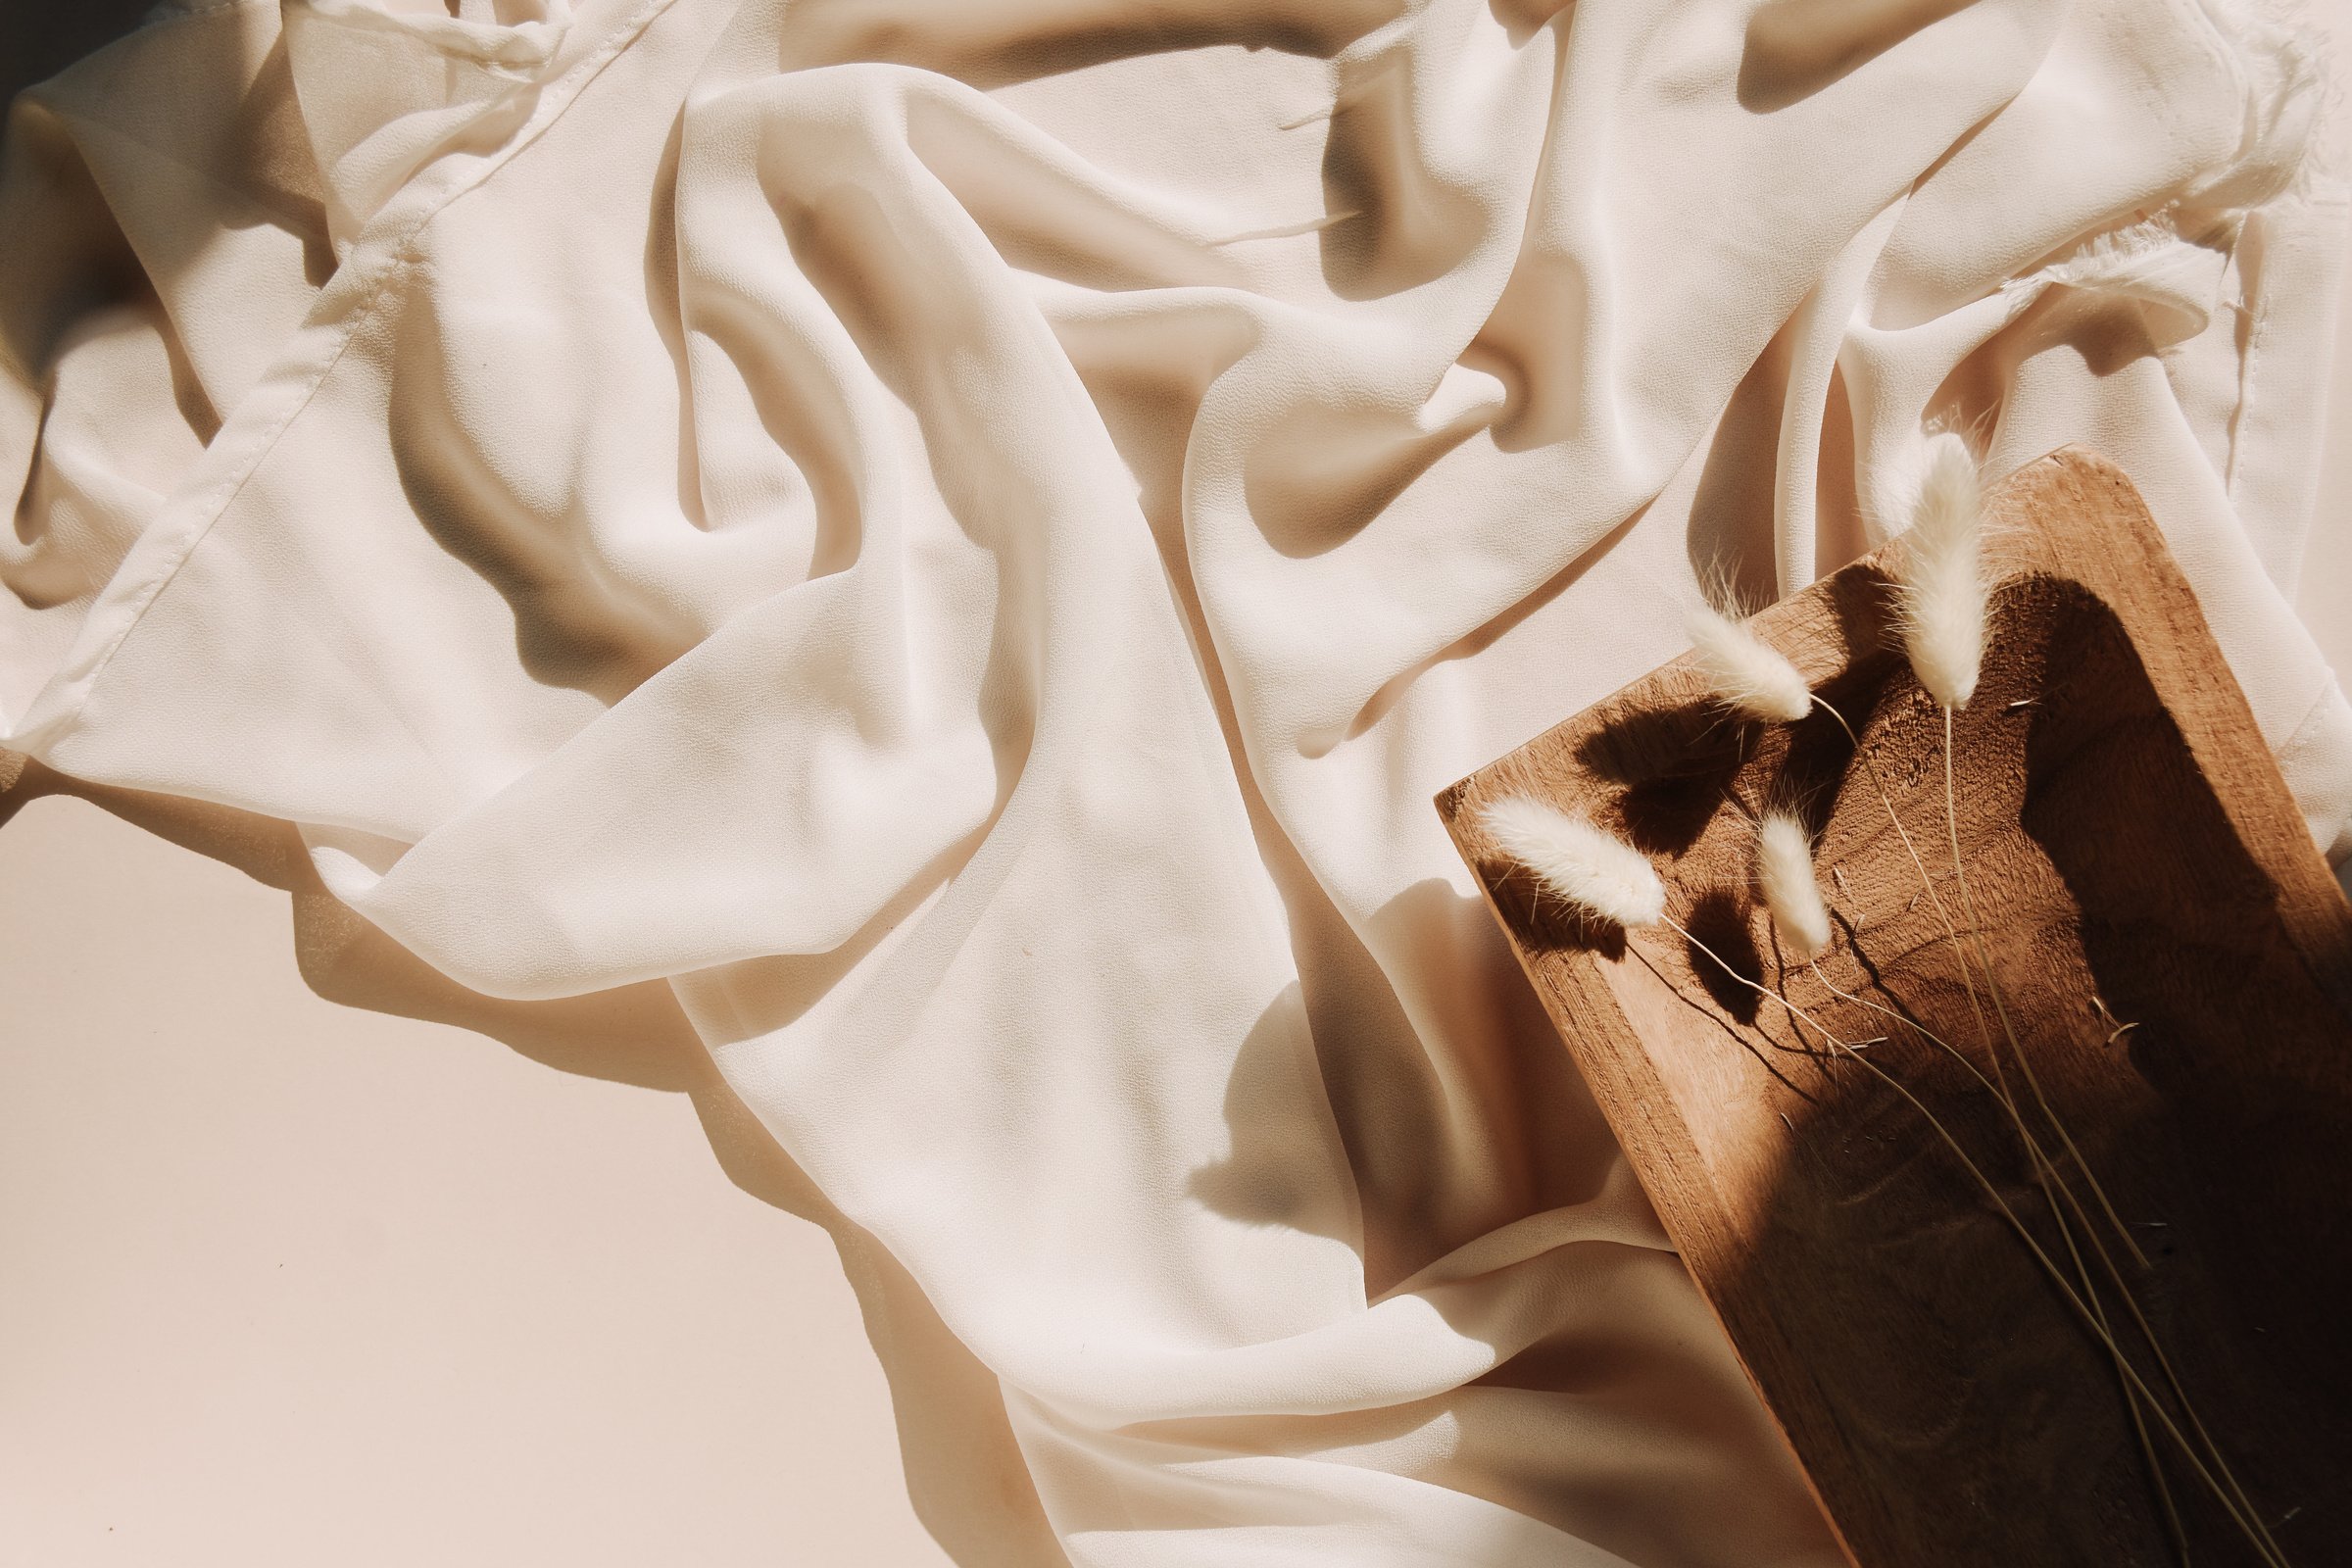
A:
[1430,445,2352,1568]
[1992,450,2352,1016]
[1437,446,2352,1005]
[1432,788,1869,1563]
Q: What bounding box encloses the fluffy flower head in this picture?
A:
[1893,432,1987,709]
[1685,603,1811,723]
[1482,797,1665,930]
[1756,811,1831,960]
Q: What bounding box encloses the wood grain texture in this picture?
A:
[1438,448,2352,1568]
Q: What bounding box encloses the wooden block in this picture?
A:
[1437,448,2352,1568]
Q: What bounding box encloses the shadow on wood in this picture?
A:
[1439,448,2352,1567]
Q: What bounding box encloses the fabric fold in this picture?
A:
[6,0,2349,1562]
[281,0,574,251]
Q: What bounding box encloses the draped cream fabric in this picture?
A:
[6,1,2347,1562]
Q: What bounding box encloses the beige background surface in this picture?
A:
[0,794,956,1567]
[5,6,2352,1565]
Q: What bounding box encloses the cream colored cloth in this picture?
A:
[6,1,2347,1562]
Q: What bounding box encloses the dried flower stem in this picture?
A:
[1817,631,2193,1552]
[1936,706,2280,1565]
[2049,1157,2195,1565]
[1857,719,2193,1558]
[1937,705,2150,1267]
[1890,451,2252,1554]
[1885,442,2150,1258]
[1813,675,2256,1559]
[2042,1116,2281,1568]
[1717,612,2202,1549]
[1775,669,2183,1539]
[1660,508,2264,1555]
[1811,689,2173,1506]
[1852,953,2192,1563]
[1667,917,2289,1568]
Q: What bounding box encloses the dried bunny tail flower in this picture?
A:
[1893,431,1987,710]
[1756,811,1832,960]
[1482,796,1665,930]
[1684,602,1811,723]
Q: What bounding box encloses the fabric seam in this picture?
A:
[31,0,682,741]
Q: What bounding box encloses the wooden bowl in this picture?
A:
[1438,448,2352,1567]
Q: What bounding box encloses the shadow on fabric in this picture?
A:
[0,753,1066,1568]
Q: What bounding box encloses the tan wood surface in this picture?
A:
[1438,448,2352,1568]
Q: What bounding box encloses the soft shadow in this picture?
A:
[386,288,702,707]
[1616,761,1741,857]
[639,107,707,534]
[2016,580,2352,1416]
[1480,850,1631,961]
[3,758,710,1089]
[1336,506,1643,751]
[1688,322,1792,612]
[1241,393,1492,560]
[1184,984,1362,1247]
[1485,0,1572,50]
[0,0,155,121]
[1312,47,1492,302]
[219,34,337,286]
[775,0,1404,91]
[1737,0,1975,114]
[1573,701,1745,788]
[1189,874,1635,1299]
[1680,886,1762,1025]
[1570,702,1750,857]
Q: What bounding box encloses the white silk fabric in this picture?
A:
[6,0,2348,1562]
